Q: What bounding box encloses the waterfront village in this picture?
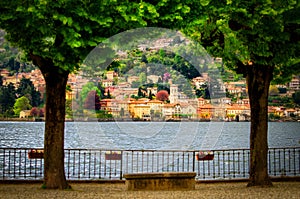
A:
[1,66,300,122]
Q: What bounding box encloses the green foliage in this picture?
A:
[0,0,206,188]
[0,82,16,116]
[0,30,36,75]
[13,96,31,116]
[84,90,100,110]
[195,86,210,99]
[65,99,73,118]
[268,95,294,107]
[96,110,113,119]
[173,113,192,118]
[0,77,43,117]
[0,30,18,68]
[293,91,300,105]
[80,82,101,103]
[0,0,194,73]
[269,113,281,120]
[184,1,300,81]
[16,78,42,107]
[269,85,280,96]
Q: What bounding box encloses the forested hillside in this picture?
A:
[0,30,35,75]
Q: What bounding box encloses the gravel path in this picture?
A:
[0,182,299,199]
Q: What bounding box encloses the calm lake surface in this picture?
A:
[0,121,299,150]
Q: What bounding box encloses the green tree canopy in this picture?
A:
[16,77,42,107]
[184,0,300,187]
[80,82,101,103]
[0,0,194,189]
[0,82,16,116]
[13,96,31,116]
[83,90,100,110]
[293,91,300,105]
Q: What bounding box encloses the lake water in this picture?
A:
[0,121,299,150]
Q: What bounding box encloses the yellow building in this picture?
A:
[134,104,151,119]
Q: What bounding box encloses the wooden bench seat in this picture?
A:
[123,172,196,191]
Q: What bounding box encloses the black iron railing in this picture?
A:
[0,147,299,180]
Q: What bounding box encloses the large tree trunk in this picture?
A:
[30,53,70,189]
[246,63,273,187]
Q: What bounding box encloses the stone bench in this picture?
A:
[123,172,196,191]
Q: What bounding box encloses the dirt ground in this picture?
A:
[0,182,299,199]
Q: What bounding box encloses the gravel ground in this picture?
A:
[0,182,299,199]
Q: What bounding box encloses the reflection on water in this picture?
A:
[0,121,299,150]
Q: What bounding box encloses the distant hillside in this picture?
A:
[0,30,18,67]
[0,30,36,75]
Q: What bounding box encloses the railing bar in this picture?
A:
[232,150,235,178]
[142,151,144,173]
[136,152,139,173]
[268,149,271,175]
[126,151,129,175]
[283,148,286,176]
[177,153,180,172]
[228,151,231,179]
[8,150,11,176]
[73,151,76,177]
[67,150,70,179]
[166,152,169,172]
[188,152,191,172]
[212,151,215,179]
[1,149,4,179]
[298,149,300,173]
[131,151,134,173]
[202,157,205,179]
[293,148,296,176]
[287,149,290,174]
[18,150,21,177]
[40,156,43,178]
[83,150,85,179]
[93,152,96,178]
[1,147,300,181]
[109,151,112,179]
[76,150,80,179]
[162,152,164,172]
[24,149,27,178]
[120,151,123,180]
[273,149,276,176]
[89,150,92,179]
[221,151,224,178]
[237,151,240,176]
[35,153,38,178]
[29,152,32,179]
[13,149,16,178]
[99,151,102,179]
[104,152,107,177]
[172,152,175,172]
[217,151,220,178]
[278,148,280,176]
[156,152,159,172]
[181,153,184,172]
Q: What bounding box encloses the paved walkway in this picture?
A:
[0,182,299,199]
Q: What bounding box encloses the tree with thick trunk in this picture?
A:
[30,53,70,188]
[0,0,195,189]
[246,64,274,186]
[185,0,300,187]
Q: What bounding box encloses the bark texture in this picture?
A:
[246,63,273,187]
[30,53,70,189]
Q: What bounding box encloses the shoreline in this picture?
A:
[0,118,299,122]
